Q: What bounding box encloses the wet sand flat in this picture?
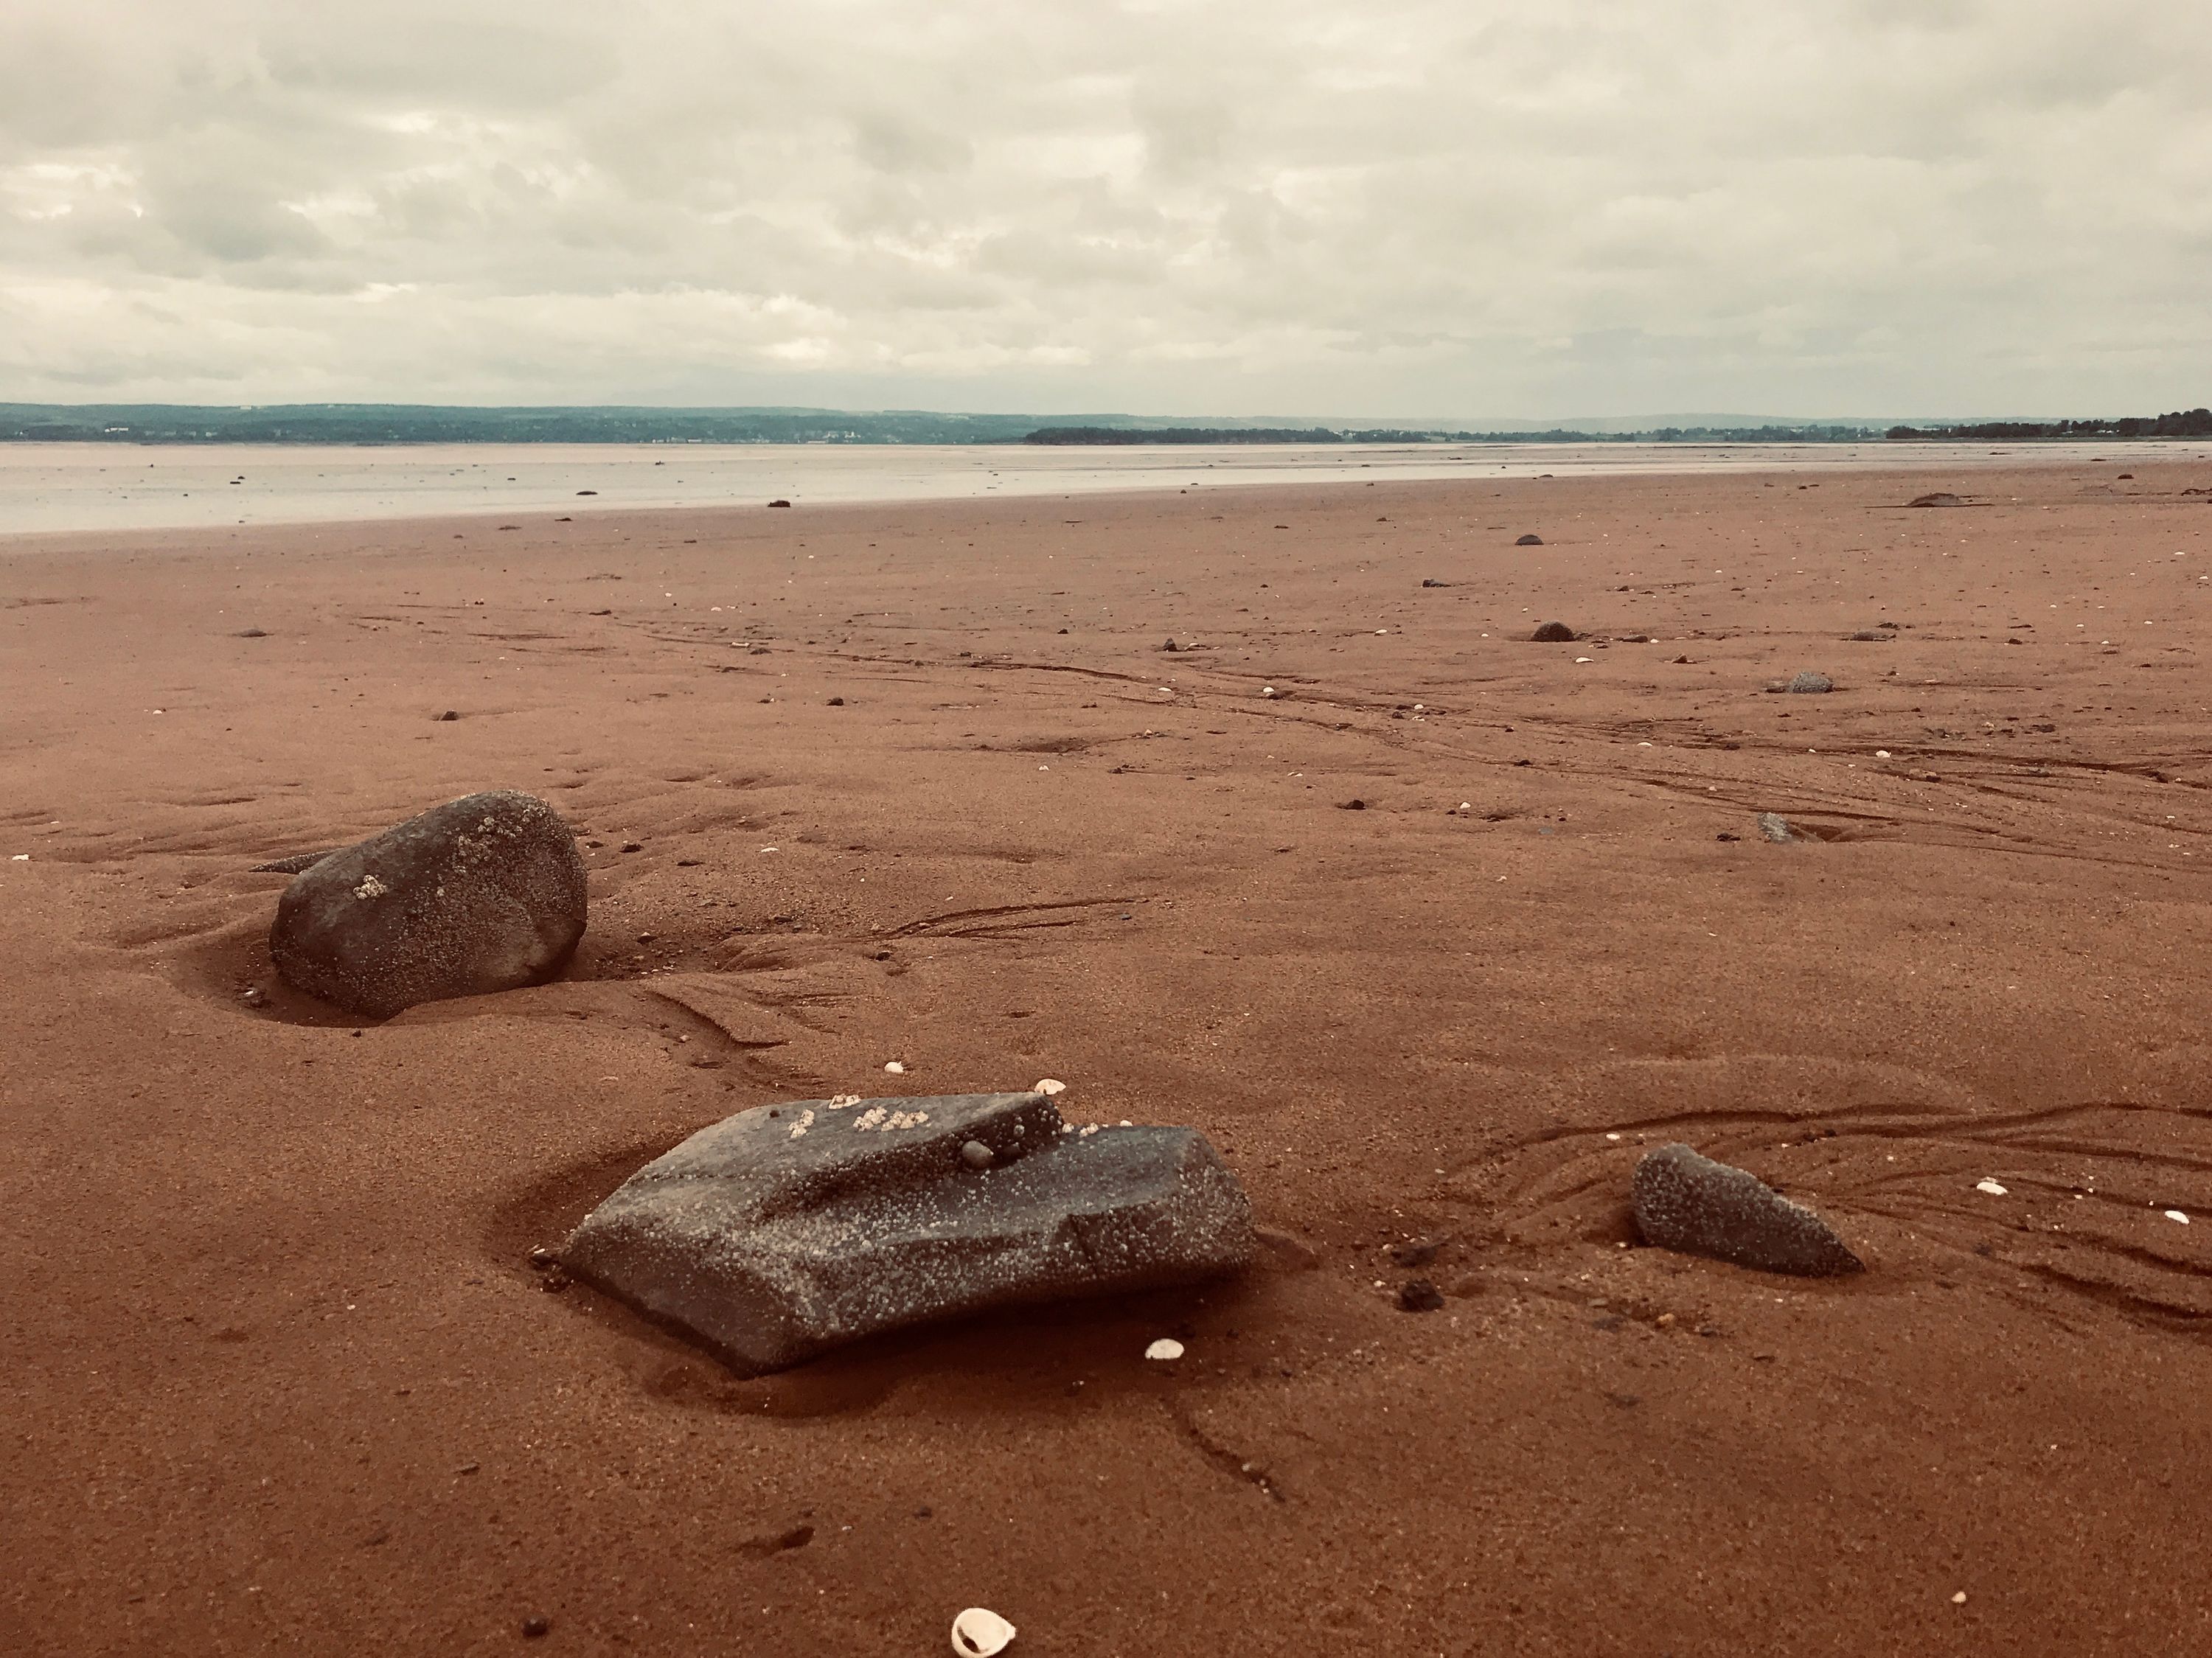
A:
[4,460,2211,1654]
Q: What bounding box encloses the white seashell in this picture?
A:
[1033,1078,1067,1096]
[2166,1210,2190,1225]
[951,1606,1017,1656]
[1144,1337,1184,1361]
[1975,1179,2008,1197]
[884,1061,905,1074]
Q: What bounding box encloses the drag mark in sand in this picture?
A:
[884,896,1144,941]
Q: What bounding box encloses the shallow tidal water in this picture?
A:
[2,436,2195,537]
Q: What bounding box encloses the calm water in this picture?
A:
[0,439,2193,537]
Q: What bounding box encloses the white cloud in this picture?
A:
[0,0,2206,417]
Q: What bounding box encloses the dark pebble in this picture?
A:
[1390,1238,1441,1268]
[1530,620,1575,642]
[234,628,268,638]
[1397,1279,1444,1313]
[768,498,792,508]
[437,710,459,721]
[522,1615,550,1638]
[620,842,642,853]
[827,697,844,706]
[1515,533,1543,546]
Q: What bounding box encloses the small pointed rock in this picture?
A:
[1632,1143,1863,1276]
[1531,620,1576,642]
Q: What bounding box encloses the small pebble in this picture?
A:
[1397,1279,1444,1313]
[1950,1592,1966,1606]
[1032,1078,1067,1096]
[2166,1210,2189,1225]
[960,1140,994,1169]
[1144,1338,1185,1362]
[522,1615,551,1638]
[884,1060,905,1074]
[1976,1179,2008,1197]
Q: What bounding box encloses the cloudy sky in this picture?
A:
[1,0,2205,419]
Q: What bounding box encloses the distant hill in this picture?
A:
[1886,408,2212,441]
[1,401,2200,446]
[0,402,1886,446]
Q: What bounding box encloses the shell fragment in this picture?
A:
[951,1606,1017,1656]
[1975,1179,2008,1197]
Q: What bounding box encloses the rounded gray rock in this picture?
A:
[1787,671,1834,694]
[270,790,588,1018]
[1632,1143,1863,1276]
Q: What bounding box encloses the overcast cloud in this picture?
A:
[1,0,2205,418]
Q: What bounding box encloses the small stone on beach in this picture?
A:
[1531,620,1575,642]
[1976,1179,2008,1196]
[1632,1143,1863,1275]
[1145,1338,1185,1362]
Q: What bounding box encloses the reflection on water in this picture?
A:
[0,438,2188,537]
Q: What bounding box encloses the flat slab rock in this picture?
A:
[564,1092,1256,1373]
[1632,1143,1863,1276]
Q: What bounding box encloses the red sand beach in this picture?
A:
[4,459,2211,1654]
